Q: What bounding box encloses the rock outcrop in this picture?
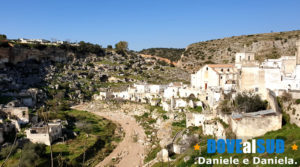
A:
[178,30,300,72]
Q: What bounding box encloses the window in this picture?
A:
[255,87,259,92]
[227,69,230,72]
[206,96,208,100]
[248,56,250,61]
[220,76,223,79]
[206,67,208,71]
[221,69,223,72]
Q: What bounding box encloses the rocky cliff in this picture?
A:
[0,44,189,108]
[0,46,76,67]
[177,30,300,72]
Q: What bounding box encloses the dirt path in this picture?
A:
[72,104,147,167]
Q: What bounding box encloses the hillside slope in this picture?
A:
[178,30,300,72]
[139,48,184,62]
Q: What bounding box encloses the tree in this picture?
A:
[115,41,128,54]
[0,34,7,41]
[234,92,268,113]
[107,45,113,50]
[19,142,46,167]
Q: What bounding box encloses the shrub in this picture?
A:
[0,144,17,160]
[0,34,7,40]
[20,142,46,167]
[162,115,169,120]
[234,92,268,113]
[172,120,186,128]
[281,91,292,102]
[219,99,232,114]
[32,43,48,50]
[115,41,128,55]
[295,99,300,104]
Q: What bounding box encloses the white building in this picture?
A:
[191,64,238,91]
[26,122,62,146]
[163,82,183,99]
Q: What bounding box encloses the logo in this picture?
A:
[193,139,298,165]
[207,139,284,154]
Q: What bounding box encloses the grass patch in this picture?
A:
[94,60,117,66]
[172,120,186,137]
[0,110,120,167]
[188,106,203,113]
[144,146,161,163]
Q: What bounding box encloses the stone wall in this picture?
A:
[277,90,300,99]
[266,89,281,113]
[230,114,282,140]
[286,104,300,127]
[217,112,231,124]
[25,131,51,145]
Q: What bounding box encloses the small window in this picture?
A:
[206,96,208,100]
[220,76,223,79]
[227,69,230,72]
[206,67,208,71]
[255,88,259,92]
[221,69,223,72]
[248,56,250,61]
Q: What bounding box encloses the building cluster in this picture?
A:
[0,89,63,145]
[96,40,300,140]
[15,38,79,46]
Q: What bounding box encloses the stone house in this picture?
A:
[202,120,226,139]
[2,107,29,124]
[163,82,184,99]
[25,122,62,146]
[93,91,114,100]
[186,112,215,127]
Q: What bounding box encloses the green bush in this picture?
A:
[295,99,300,104]
[0,34,7,40]
[115,41,128,55]
[234,92,268,113]
[139,48,184,62]
[144,146,161,163]
[189,106,203,113]
[19,143,46,167]
[0,144,17,160]
[172,120,186,128]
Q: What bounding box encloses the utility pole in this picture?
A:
[44,112,53,167]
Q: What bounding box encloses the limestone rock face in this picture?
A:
[286,103,300,127]
[179,30,300,72]
[157,148,169,162]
